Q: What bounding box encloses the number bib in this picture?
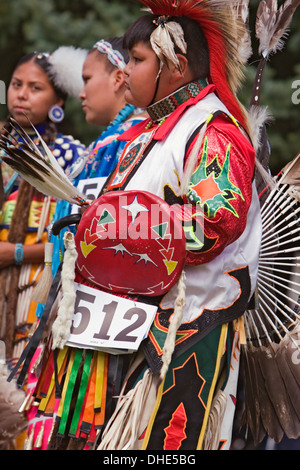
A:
[66,282,157,354]
[71,177,106,215]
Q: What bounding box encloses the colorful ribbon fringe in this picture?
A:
[31,346,112,447]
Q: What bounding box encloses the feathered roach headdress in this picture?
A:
[138,0,251,130]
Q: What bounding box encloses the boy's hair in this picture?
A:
[123,14,210,80]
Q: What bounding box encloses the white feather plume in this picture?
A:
[0,341,27,448]
[0,118,88,206]
[256,0,300,58]
[0,362,28,447]
[49,46,88,98]
[230,0,253,64]
[248,105,273,153]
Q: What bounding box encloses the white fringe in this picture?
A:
[31,242,53,305]
[160,270,186,381]
[97,368,154,450]
[248,105,273,153]
[202,389,227,450]
[51,232,77,350]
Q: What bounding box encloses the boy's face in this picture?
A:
[124,41,165,108]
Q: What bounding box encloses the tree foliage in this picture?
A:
[0,0,299,173]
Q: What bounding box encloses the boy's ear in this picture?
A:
[169,54,189,83]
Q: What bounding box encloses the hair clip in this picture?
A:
[35,52,50,60]
[153,15,170,28]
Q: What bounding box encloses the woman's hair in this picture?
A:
[123,14,210,80]
[90,37,129,73]
[14,52,67,102]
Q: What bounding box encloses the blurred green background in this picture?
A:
[0,0,299,173]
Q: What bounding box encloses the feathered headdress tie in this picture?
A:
[150,15,187,75]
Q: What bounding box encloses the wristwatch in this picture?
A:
[14,243,24,265]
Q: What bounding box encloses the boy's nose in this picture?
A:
[123,63,131,77]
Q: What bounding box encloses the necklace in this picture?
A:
[106,104,135,133]
[146,78,208,123]
[70,104,136,180]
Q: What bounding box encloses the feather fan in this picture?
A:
[0,117,88,207]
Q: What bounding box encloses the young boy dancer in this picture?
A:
[92,0,261,450]
[10,1,262,451]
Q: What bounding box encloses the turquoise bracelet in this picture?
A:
[15,243,24,265]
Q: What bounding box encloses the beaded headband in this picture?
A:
[93,40,126,70]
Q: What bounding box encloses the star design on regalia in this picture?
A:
[188,136,244,218]
[102,243,132,257]
[132,253,158,266]
[121,195,149,223]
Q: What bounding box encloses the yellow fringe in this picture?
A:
[197,323,228,450]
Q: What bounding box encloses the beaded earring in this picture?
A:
[48,104,65,123]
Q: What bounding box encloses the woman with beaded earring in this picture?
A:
[0,48,86,449]
[0,48,86,358]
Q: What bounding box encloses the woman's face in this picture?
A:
[124,41,162,108]
[7,59,63,128]
[80,50,121,127]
